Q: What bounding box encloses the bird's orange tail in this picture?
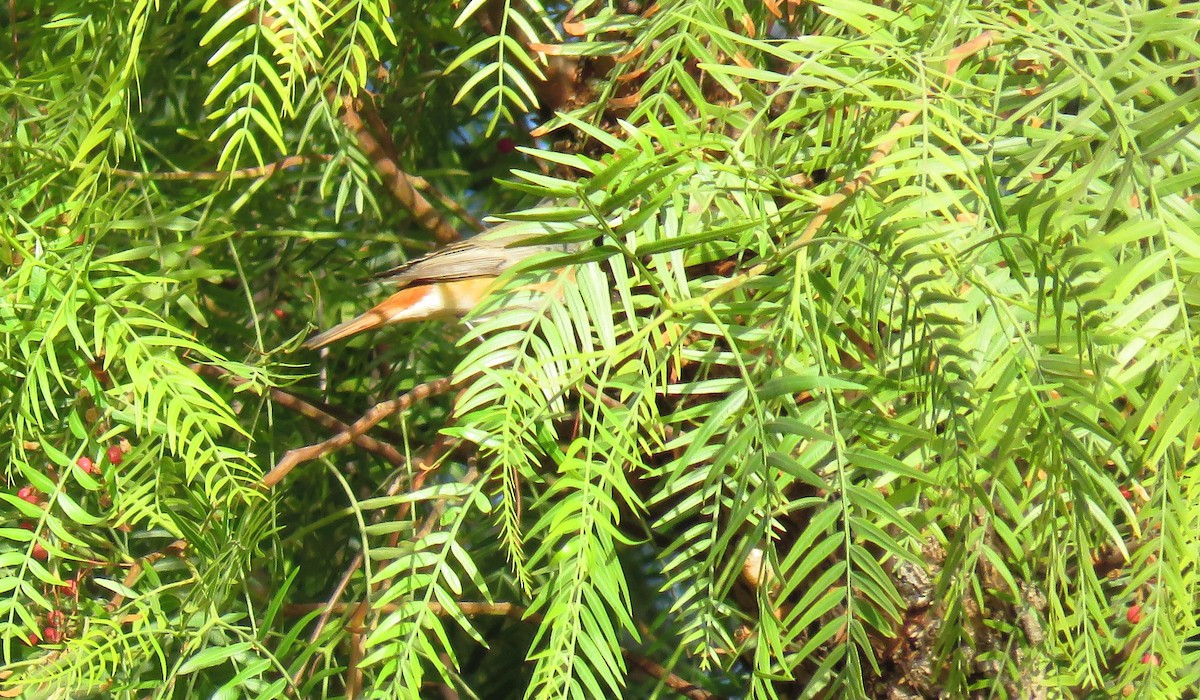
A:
[302,311,385,350]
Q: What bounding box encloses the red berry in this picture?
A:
[106,445,123,465]
[42,626,61,644]
[1120,487,1132,499]
[59,578,78,597]
[77,455,98,475]
[17,486,40,504]
[31,542,48,560]
[18,520,34,531]
[1142,652,1159,666]
[496,137,516,154]
[273,308,286,320]
[46,610,65,628]
[27,631,40,646]
[1127,604,1141,624]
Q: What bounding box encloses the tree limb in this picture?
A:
[193,364,409,468]
[333,92,463,245]
[260,376,457,489]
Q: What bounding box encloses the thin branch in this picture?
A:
[285,600,530,619]
[580,382,626,410]
[786,107,920,251]
[623,651,718,700]
[8,0,18,79]
[109,154,332,181]
[260,376,457,489]
[792,33,999,251]
[434,654,461,700]
[107,540,188,612]
[292,470,409,689]
[415,458,475,544]
[193,364,407,468]
[408,173,487,233]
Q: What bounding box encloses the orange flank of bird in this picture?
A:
[303,278,499,350]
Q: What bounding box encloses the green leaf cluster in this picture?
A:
[2,0,1199,698]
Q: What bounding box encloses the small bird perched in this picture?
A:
[302,220,575,350]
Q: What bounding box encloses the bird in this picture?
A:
[302,221,577,350]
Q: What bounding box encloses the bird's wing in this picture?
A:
[374,223,583,285]
[374,209,592,287]
[372,237,532,286]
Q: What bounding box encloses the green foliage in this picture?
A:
[449,0,560,131]
[3,0,1200,698]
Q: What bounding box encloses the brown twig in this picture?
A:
[109,154,332,181]
[286,600,530,619]
[409,174,487,233]
[260,376,457,489]
[107,540,188,611]
[416,460,475,544]
[192,364,407,468]
[623,651,717,700]
[786,107,921,250]
[8,0,17,79]
[580,383,626,410]
[726,28,1005,648]
[434,654,461,700]
[708,31,1005,640]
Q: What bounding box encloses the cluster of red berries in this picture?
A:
[25,590,79,646]
[1122,603,1162,669]
[15,515,85,646]
[79,446,123,474]
[12,443,125,647]
[16,486,50,561]
[16,446,123,555]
